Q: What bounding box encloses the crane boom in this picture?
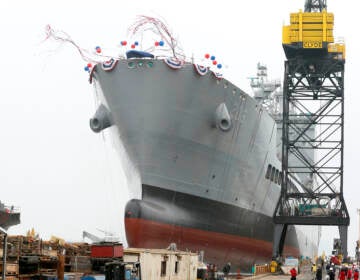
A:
[82,231,102,242]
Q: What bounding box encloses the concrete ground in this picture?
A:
[242,264,330,280]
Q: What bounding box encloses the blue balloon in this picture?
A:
[84,66,89,72]
[95,46,100,50]
[135,41,139,46]
[217,64,222,69]
[159,40,164,46]
[210,55,215,60]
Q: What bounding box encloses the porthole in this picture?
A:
[270,167,276,182]
[265,164,271,179]
[128,61,136,68]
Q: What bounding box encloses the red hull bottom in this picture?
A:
[125,217,299,271]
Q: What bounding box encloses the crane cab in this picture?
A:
[282,9,345,60]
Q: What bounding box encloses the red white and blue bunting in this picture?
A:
[212,71,223,80]
[89,65,97,84]
[193,64,209,76]
[102,58,118,71]
[163,57,184,69]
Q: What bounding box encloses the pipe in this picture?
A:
[89,104,113,133]
[214,103,232,131]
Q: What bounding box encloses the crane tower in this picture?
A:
[273,0,349,259]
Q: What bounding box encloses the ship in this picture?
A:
[0,201,20,230]
[87,52,320,272]
[46,15,321,272]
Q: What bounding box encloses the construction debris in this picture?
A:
[0,233,94,280]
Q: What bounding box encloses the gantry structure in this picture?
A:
[273,0,349,259]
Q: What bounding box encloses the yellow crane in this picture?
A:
[282,0,345,60]
[273,0,350,261]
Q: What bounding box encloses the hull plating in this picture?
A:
[125,184,301,271]
[91,58,320,270]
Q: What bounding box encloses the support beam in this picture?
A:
[339,225,348,260]
[273,57,349,258]
[272,224,288,258]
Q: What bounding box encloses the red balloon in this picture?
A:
[96,48,101,53]
[212,60,217,65]
[87,63,92,68]
[205,53,210,59]
[155,41,160,46]
[131,44,135,49]
[122,40,127,46]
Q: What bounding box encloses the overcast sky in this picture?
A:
[2,0,359,257]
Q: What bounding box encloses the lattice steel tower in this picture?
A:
[272,0,349,259]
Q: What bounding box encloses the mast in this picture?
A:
[304,0,327,12]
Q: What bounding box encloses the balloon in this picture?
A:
[210,55,215,60]
[205,54,210,59]
[87,63,92,68]
[84,66,89,72]
[155,41,160,46]
[217,64,222,69]
[131,44,135,49]
[121,40,127,46]
[212,60,217,65]
[159,40,164,46]
[134,41,139,46]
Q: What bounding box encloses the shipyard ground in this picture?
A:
[244,264,328,280]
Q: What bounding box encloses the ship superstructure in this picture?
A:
[250,63,317,186]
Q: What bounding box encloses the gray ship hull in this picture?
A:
[89,57,319,271]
